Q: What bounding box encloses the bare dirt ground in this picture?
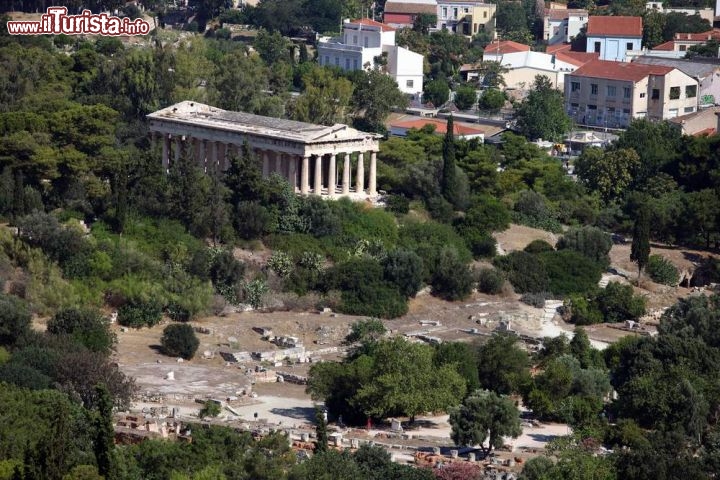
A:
[493,225,559,254]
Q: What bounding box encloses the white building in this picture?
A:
[483,50,586,89]
[586,16,643,62]
[317,18,424,97]
[543,7,588,45]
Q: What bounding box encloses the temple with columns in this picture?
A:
[147,101,382,199]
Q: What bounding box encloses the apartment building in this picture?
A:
[436,0,496,37]
[565,59,699,128]
[317,19,424,96]
[651,29,720,58]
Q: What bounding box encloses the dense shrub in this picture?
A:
[646,255,679,286]
[0,293,31,346]
[540,250,602,296]
[463,195,511,233]
[399,220,472,281]
[160,323,200,360]
[431,247,474,301]
[596,282,646,323]
[476,268,504,295]
[385,194,410,215]
[493,251,549,294]
[340,283,408,319]
[524,239,554,254]
[512,190,561,233]
[47,307,115,353]
[209,249,245,289]
[565,294,603,325]
[267,251,293,278]
[383,249,424,298]
[426,196,455,223]
[117,300,163,328]
[556,226,612,268]
[520,292,551,308]
[459,227,496,258]
[235,201,274,239]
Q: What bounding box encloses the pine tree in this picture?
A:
[111,164,128,234]
[168,142,210,236]
[94,384,115,478]
[224,141,264,206]
[630,204,651,280]
[207,167,231,246]
[442,115,458,207]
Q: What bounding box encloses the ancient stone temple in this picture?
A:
[147,101,382,198]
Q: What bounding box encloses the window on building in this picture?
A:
[407,80,414,88]
[669,87,680,99]
[474,23,478,33]
[364,37,369,47]
[623,87,631,98]
[626,42,633,51]
[594,41,601,53]
[652,88,659,99]
[571,81,580,92]
[684,106,695,113]
[607,85,616,96]
[484,11,487,18]
[679,45,687,51]
[588,104,597,110]
[591,83,598,95]
[623,108,630,115]
[442,7,447,18]
[564,26,568,35]
[453,7,458,18]
[463,7,469,13]
[353,59,358,69]
[353,35,358,45]
[324,55,329,65]
[335,57,340,66]
[345,58,350,70]
[571,102,579,107]
[686,85,697,98]
[640,92,646,98]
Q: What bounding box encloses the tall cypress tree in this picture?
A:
[315,407,328,452]
[630,204,651,280]
[442,115,458,206]
[94,384,115,478]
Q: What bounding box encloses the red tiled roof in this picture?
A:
[673,28,720,41]
[384,1,437,15]
[586,16,642,37]
[546,43,571,54]
[348,18,396,32]
[555,51,599,66]
[570,59,673,82]
[652,40,676,51]
[392,118,485,136]
[484,40,531,54]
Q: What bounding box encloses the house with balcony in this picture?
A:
[564,59,699,128]
[383,0,438,28]
[633,56,720,107]
[436,0,496,37]
[317,18,424,97]
[586,16,643,62]
[543,7,588,45]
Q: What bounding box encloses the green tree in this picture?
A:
[442,116,458,207]
[476,334,530,394]
[344,318,387,344]
[423,79,450,107]
[93,384,114,478]
[575,148,641,203]
[199,400,221,419]
[453,85,477,110]
[435,342,481,393]
[556,226,613,268]
[0,294,31,346]
[47,308,116,354]
[431,247,473,301]
[515,76,571,141]
[314,407,328,452]
[350,69,408,132]
[253,29,292,65]
[449,390,522,455]
[382,249,424,298]
[291,67,353,125]
[161,324,200,360]
[167,143,211,237]
[630,204,651,279]
[477,88,505,112]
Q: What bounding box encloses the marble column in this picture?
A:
[162,135,170,171]
[301,155,310,195]
[355,152,364,194]
[174,136,181,164]
[262,151,270,178]
[369,151,377,196]
[209,141,218,170]
[342,153,351,195]
[288,155,297,191]
[328,153,336,198]
[314,154,323,195]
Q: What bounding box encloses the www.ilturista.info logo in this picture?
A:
[7,7,151,36]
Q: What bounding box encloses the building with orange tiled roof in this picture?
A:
[543,7,588,45]
[649,29,720,58]
[585,16,643,62]
[317,19,424,98]
[483,40,530,56]
[390,117,485,140]
[564,59,699,127]
[383,0,438,29]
